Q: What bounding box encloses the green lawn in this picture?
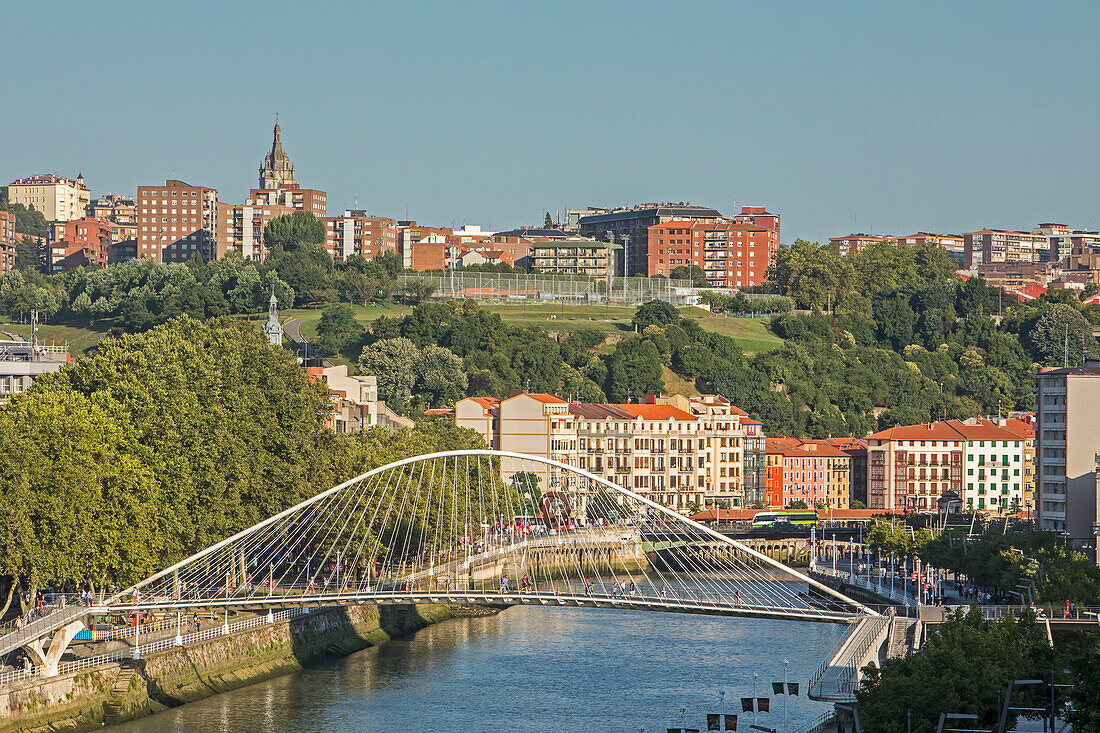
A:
[0,319,113,357]
[482,303,638,333]
[288,303,408,342]
[287,301,783,354]
[678,307,784,353]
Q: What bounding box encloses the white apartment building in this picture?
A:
[8,174,90,222]
[1035,364,1100,556]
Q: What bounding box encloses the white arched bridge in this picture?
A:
[2,451,877,680]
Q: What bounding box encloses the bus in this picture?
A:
[750,511,818,528]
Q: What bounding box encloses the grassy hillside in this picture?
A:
[293,301,782,354]
[0,319,113,357]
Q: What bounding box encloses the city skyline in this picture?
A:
[3,1,1100,243]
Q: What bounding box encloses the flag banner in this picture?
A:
[707,713,720,731]
[741,697,754,712]
[787,682,799,696]
[757,697,770,712]
[724,714,738,730]
[772,682,784,694]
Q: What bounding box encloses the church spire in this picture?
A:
[272,117,283,156]
[259,117,296,190]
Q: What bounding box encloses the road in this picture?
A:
[282,318,330,367]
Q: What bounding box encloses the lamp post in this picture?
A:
[751,673,759,727]
[903,555,908,606]
[783,659,789,731]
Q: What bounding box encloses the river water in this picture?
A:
[116,605,845,733]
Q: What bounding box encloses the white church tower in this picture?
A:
[262,289,284,346]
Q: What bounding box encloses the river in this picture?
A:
[115,605,845,732]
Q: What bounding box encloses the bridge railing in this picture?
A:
[808,613,890,700]
[935,604,1100,622]
[801,709,836,733]
[0,593,88,640]
[0,607,321,689]
[814,565,915,607]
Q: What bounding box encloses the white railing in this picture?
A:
[814,566,915,607]
[0,607,320,688]
[802,709,836,733]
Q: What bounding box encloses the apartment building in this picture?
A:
[306,365,413,433]
[399,221,453,270]
[455,397,501,449]
[457,391,761,514]
[137,180,217,262]
[1035,365,1100,555]
[866,419,1026,513]
[578,203,725,277]
[323,211,397,261]
[764,438,851,509]
[0,211,16,275]
[894,232,965,262]
[8,174,90,222]
[47,217,112,273]
[530,238,621,278]
[647,219,779,289]
[248,186,327,219]
[87,194,136,223]
[821,437,869,507]
[829,233,891,256]
[1037,223,1100,263]
[963,229,1047,268]
[215,200,294,260]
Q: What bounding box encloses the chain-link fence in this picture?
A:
[398,272,696,304]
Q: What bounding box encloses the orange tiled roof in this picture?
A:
[516,393,568,404]
[620,404,696,420]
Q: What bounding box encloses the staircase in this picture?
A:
[887,617,920,657]
[102,664,141,725]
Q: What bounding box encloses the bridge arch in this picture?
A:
[110,450,872,622]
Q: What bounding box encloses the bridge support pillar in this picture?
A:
[24,618,86,678]
[174,612,183,647]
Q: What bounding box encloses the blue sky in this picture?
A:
[3,0,1098,242]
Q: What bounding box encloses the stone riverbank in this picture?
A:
[0,603,499,732]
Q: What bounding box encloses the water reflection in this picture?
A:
[115,606,844,733]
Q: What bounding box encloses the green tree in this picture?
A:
[317,303,358,341]
[606,338,664,402]
[856,608,1053,733]
[359,337,420,412]
[29,316,335,567]
[1028,303,1096,366]
[15,236,42,272]
[263,211,326,252]
[632,300,680,330]
[544,212,554,228]
[417,344,468,406]
[670,264,708,287]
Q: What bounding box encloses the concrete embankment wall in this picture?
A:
[0,603,498,732]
